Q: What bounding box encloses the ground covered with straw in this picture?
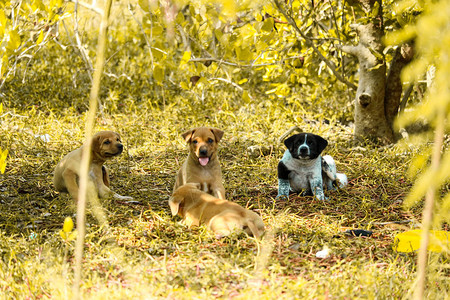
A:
[0,98,448,299]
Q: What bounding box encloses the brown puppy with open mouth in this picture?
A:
[173,127,225,199]
[53,131,133,202]
[170,183,265,238]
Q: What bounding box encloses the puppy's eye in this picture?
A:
[104,140,111,145]
[193,140,198,144]
[116,138,120,142]
[207,138,214,144]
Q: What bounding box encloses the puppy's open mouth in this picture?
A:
[198,155,211,166]
[198,157,209,166]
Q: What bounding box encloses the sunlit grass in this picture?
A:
[0,1,449,297]
[0,100,448,298]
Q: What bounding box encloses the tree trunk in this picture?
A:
[341,0,394,144]
[385,43,414,129]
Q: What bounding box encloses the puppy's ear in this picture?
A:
[284,134,297,153]
[210,128,224,142]
[168,196,183,216]
[91,134,102,152]
[114,132,121,141]
[181,129,195,143]
[316,135,328,153]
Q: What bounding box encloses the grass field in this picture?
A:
[0,1,449,297]
[0,100,448,299]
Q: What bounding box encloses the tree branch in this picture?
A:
[273,0,357,91]
[188,56,305,68]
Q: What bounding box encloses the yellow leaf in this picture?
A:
[180,51,191,65]
[238,78,248,84]
[221,0,236,18]
[68,231,77,241]
[180,81,189,90]
[0,9,7,28]
[59,229,77,241]
[36,30,44,45]
[63,217,74,233]
[7,29,21,51]
[0,148,8,174]
[393,230,450,253]
[0,54,8,78]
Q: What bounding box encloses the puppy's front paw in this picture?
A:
[312,187,327,201]
[276,194,289,201]
[113,194,134,201]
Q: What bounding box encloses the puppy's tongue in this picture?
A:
[199,157,209,166]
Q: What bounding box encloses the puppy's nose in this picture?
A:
[299,145,309,156]
[117,144,123,151]
[199,148,208,157]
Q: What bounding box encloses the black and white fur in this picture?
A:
[277,133,347,200]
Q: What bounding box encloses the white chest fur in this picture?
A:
[282,151,322,192]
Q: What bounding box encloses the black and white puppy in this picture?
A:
[277,133,347,200]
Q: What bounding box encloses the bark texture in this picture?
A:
[385,43,414,127]
[341,0,394,143]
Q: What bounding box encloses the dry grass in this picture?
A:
[0,100,448,299]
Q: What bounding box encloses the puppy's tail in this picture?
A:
[336,173,348,188]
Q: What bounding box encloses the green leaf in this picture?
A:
[153,65,165,83]
[175,11,185,24]
[261,17,274,32]
[236,47,252,61]
[242,90,251,103]
[139,0,150,12]
[371,2,380,18]
[0,54,8,78]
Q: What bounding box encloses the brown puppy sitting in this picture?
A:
[169,183,265,238]
[53,131,132,202]
[174,127,225,199]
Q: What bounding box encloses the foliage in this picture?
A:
[132,0,361,121]
[387,0,450,228]
[0,0,70,87]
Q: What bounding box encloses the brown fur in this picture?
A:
[173,127,226,199]
[53,131,132,202]
[169,183,265,238]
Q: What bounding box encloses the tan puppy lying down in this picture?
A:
[169,183,265,238]
[173,127,226,199]
[53,131,132,202]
